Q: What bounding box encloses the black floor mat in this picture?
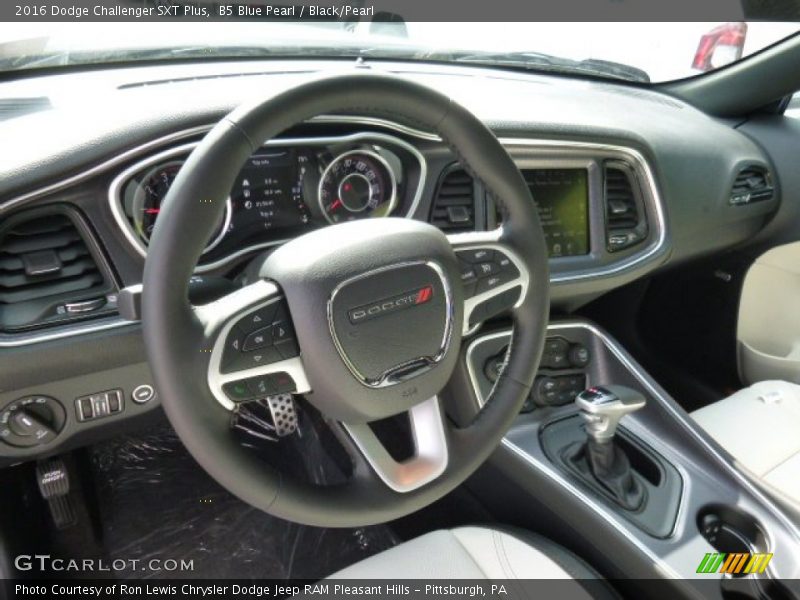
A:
[88,424,398,580]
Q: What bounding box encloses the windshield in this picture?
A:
[2,21,799,83]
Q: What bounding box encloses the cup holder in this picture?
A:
[697,505,767,579]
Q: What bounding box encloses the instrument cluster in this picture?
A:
[112,133,422,267]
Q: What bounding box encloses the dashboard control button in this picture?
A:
[242,326,273,352]
[532,374,586,407]
[608,231,643,252]
[1,396,65,447]
[10,410,43,437]
[541,337,570,369]
[131,384,155,404]
[90,393,110,418]
[569,344,591,367]
[78,396,94,420]
[108,390,123,413]
[533,377,559,405]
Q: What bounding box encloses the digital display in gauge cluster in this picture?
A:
[229,149,313,238]
[118,142,408,260]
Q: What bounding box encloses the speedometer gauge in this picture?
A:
[318,150,397,224]
[131,160,231,254]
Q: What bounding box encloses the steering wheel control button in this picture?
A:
[223,381,254,402]
[271,372,296,394]
[459,261,478,297]
[459,248,495,263]
[476,273,504,294]
[221,325,247,368]
[475,261,499,278]
[1,396,66,447]
[238,303,278,334]
[242,326,273,352]
[224,373,296,403]
[246,377,276,398]
[271,311,295,343]
[131,384,155,405]
[456,248,521,304]
[221,301,300,374]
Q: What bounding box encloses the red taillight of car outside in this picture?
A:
[692,22,748,72]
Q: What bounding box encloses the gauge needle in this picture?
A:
[144,208,161,214]
[330,199,342,211]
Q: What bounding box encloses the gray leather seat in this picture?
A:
[692,380,800,506]
[329,526,615,598]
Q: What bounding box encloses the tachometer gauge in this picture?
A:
[131,160,231,254]
[318,150,397,224]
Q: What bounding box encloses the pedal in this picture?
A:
[232,394,298,441]
[36,457,77,529]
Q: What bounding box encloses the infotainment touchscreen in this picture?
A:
[524,169,590,257]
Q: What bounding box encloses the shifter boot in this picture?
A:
[585,438,645,510]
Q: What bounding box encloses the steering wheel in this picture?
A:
[141,74,549,527]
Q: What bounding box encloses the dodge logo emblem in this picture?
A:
[348,285,434,324]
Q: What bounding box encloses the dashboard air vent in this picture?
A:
[430,167,475,233]
[0,208,117,332]
[604,165,647,252]
[730,166,773,206]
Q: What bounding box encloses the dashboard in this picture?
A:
[109,132,614,271]
[0,59,786,463]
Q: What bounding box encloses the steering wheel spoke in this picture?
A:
[341,396,449,493]
[196,280,312,411]
[448,231,530,335]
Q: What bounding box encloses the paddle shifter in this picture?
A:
[573,385,646,510]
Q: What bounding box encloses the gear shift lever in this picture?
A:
[575,385,646,443]
[572,385,646,510]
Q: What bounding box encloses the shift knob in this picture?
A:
[575,385,646,443]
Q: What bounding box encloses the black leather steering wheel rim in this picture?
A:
[142,73,549,527]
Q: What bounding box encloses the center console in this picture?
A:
[463,320,800,599]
